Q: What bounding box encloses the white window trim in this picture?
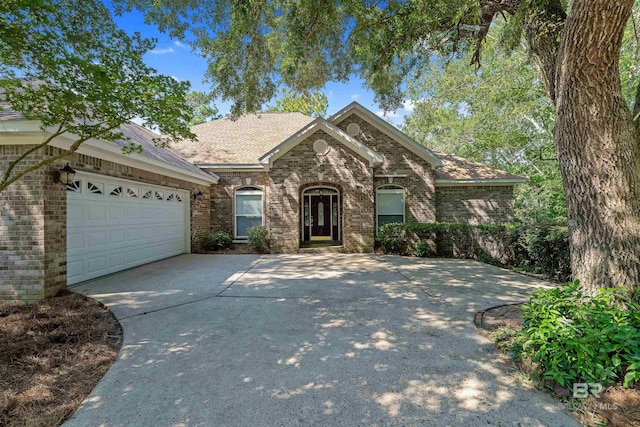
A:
[234,188,264,239]
[376,187,405,233]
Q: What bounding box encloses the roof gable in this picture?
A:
[329,102,444,170]
[259,118,384,168]
[176,112,315,165]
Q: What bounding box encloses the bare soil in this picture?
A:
[0,290,122,426]
[476,304,640,427]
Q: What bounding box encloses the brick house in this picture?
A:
[1,100,524,304]
[1,106,217,304]
[173,102,526,253]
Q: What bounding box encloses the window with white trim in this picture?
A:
[377,185,405,232]
[235,187,264,238]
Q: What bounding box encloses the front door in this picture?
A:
[310,195,331,240]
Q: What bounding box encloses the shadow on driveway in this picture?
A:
[66,254,578,426]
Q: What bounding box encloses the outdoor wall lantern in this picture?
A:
[56,164,76,186]
[193,190,204,200]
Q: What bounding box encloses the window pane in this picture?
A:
[236,194,263,215]
[377,192,404,215]
[236,216,262,237]
[378,215,404,228]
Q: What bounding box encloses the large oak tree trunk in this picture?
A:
[553,0,640,293]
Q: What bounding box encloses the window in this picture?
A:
[235,187,263,238]
[377,185,405,232]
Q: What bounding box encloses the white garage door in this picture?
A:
[66,172,190,285]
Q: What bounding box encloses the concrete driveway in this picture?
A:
[66,254,578,426]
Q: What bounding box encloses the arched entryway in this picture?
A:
[301,186,341,242]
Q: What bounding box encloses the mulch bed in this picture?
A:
[475,303,640,427]
[198,243,264,255]
[0,290,122,426]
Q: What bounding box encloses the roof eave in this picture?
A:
[435,178,528,186]
[259,118,383,168]
[328,101,444,169]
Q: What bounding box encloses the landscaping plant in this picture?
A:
[247,226,269,252]
[514,281,640,390]
[204,231,233,250]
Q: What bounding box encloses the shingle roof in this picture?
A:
[115,122,212,178]
[0,98,211,179]
[433,151,526,182]
[0,103,25,121]
[174,112,315,164]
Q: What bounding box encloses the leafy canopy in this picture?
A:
[0,0,194,191]
[401,23,565,223]
[265,91,328,117]
[115,0,486,115]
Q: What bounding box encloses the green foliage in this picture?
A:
[377,222,570,281]
[247,226,269,252]
[401,23,566,224]
[266,90,328,117]
[414,241,435,258]
[0,0,194,193]
[514,281,640,389]
[513,223,570,282]
[377,223,410,255]
[186,91,220,125]
[204,231,233,250]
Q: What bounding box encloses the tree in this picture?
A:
[186,91,220,125]
[401,25,564,224]
[0,0,194,193]
[118,0,640,293]
[266,90,328,117]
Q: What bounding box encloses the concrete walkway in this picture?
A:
[66,254,579,426]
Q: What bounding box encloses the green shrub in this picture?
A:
[204,230,232,250]
[377,223,410,255]
[514,281,640,389]
[414,241,435,257]
[377,222,569,281]
[247,225,269,252]
[512,223,570,281]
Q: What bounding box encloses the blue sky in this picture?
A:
[113,9,414,124]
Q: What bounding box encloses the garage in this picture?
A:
[66,172,190,285]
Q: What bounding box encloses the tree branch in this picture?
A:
[1,123,65,185]
[0,123,122,193]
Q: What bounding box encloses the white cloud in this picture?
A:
[150,47,175,55]
[351,94,361,100]
[174,41,189,49]
[402,100,415,112]
[327,91,334,97]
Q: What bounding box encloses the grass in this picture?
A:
[0,290,122,426]
[477,305,640,427]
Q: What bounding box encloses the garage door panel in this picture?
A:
[88,206,107,221]
[67,173,189,285]
[109,229,126,244]
[108,206,126,221]
[109,253,126,269]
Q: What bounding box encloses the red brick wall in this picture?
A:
[435,185,515,224]
[334,113,437,223]
[207,171,269,236]
[268,130,375,253]
[1,144,211,304]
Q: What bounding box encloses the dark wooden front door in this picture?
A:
[310,195,331,239]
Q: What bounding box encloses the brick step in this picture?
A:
[297,246,345,254]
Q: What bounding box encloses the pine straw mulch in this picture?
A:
[0,290,122,427]
[476,304,640,427]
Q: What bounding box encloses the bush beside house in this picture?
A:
[377,222,570,281]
